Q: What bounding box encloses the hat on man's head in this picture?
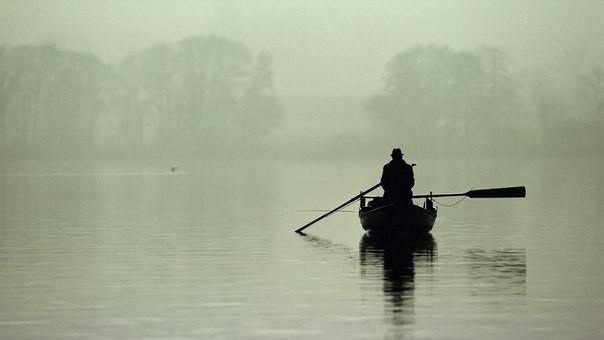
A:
[391,148,403,158]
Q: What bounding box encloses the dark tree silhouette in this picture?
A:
[368,46,486,152]
[367,45,527,155]
[0,46,113,156]
[0,35,284,158]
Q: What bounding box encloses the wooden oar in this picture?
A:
[294,183,381,234]
[412,186,526,199]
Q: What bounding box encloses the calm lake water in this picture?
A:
[1,157,602,339]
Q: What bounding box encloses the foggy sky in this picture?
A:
[1,0,603,97]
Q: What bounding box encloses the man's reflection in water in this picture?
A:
[360,232,436,327]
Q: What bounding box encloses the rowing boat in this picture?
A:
[294,185,524,234]
[358,197,437,234]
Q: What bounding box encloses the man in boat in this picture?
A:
[380,148,414,205]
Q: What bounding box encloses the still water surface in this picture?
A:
[0,157,602,339]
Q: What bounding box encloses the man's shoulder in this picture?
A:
[383,161,399,169]
[385,160,406,166]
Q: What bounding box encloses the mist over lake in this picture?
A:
[1,1,603,339]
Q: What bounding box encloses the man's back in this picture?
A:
[381,159,414,203]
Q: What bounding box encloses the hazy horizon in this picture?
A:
[1,1,603,158]
[2,0,603,97]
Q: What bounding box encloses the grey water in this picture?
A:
[0,157,602,339]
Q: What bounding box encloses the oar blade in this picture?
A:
[466,186,526,198]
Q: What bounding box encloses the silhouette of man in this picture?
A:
[381,148,414,204]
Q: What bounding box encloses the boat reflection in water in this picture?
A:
[359,232,436,327]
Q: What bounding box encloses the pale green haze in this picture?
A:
[1,2,604,339]
[0,0,603,158]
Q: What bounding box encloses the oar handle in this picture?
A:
[413,186,526,199]
[294,183,381,233]
[413,193,465,199]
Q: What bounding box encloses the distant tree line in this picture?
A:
[368,45,604,156]
[0,35,282,159]
[2,39,602,160]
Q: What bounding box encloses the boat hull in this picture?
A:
[359,203,436,234]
